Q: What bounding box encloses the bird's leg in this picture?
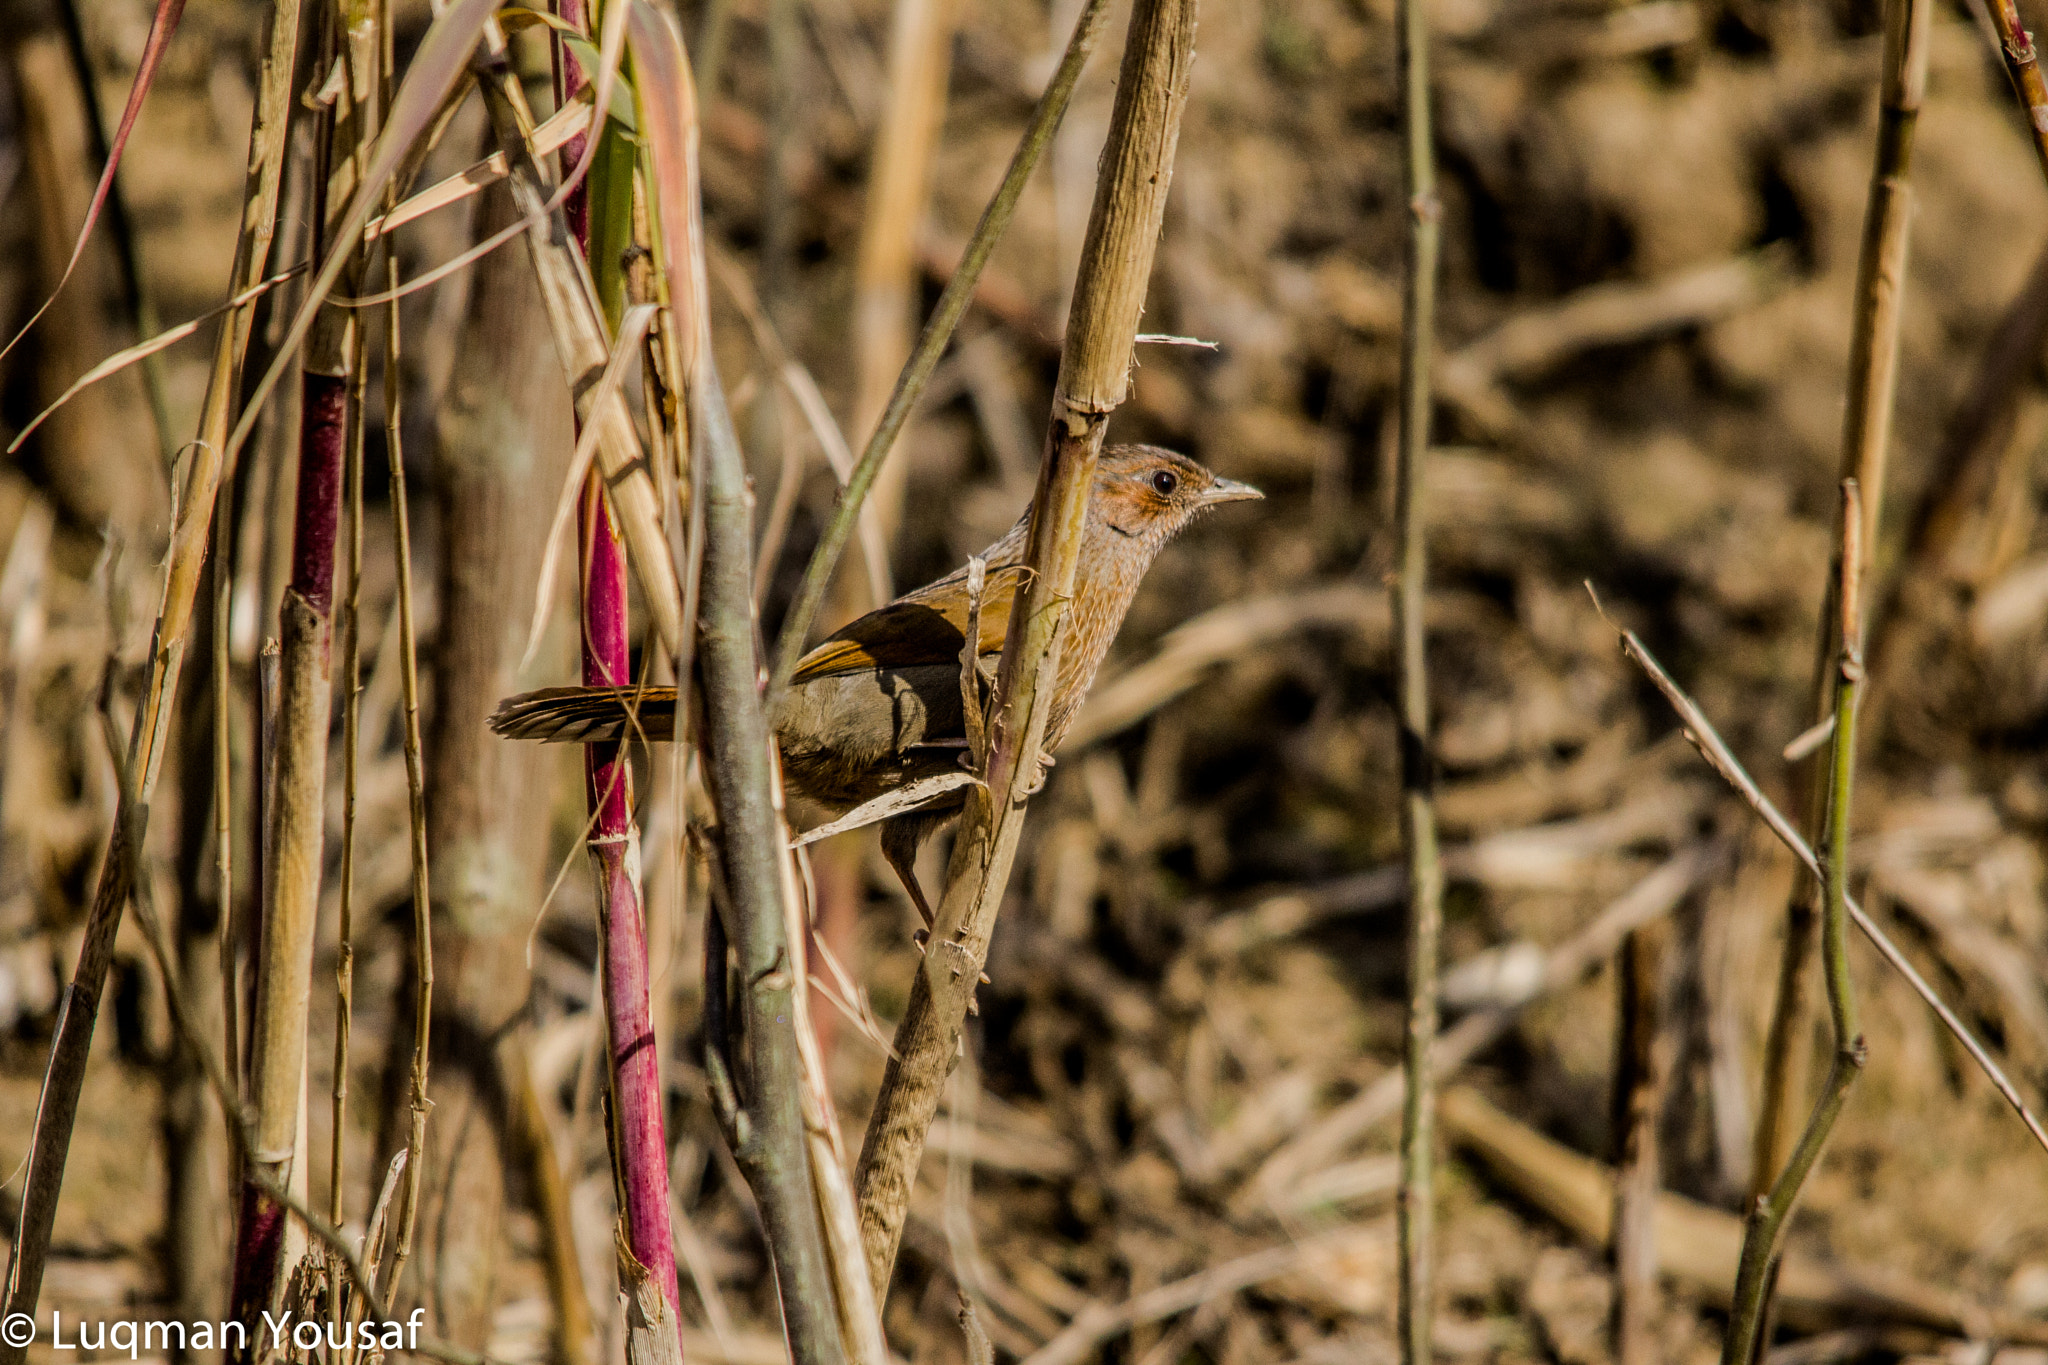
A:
[1021,750,1056,795]
[881,816,936,931]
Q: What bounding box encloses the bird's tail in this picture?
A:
[488,686,681,743]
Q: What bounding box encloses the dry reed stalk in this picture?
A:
[329,0,391,1267]
[694,361,847,1365]
[765,0,1113,700]
[781,849,889,1365]
[98,717,502,1365]
[0,0,305,1341]
[1390,0,1442,1349]
[849,0,1198,1296]
[849,0,959,535]
[1746,0,1927,1297]
[330,320,366,1238]
[53,0,178,463]
[167,508,235,1365]
[1610,919,1668,1365]
[513,1064,596,1365]
[556,21,685,1361]
[471,43,685,657]
[1721,485,1871,1365]
[380,205,436,1311]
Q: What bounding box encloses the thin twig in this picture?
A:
[1590,590,2048,1157]
[380,199,435,1309]
[1391,0,1442,1347]
[1721,483,1871,1364]
[765,0,1114,704]
[330,276,367,1238]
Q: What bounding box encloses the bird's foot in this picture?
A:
[1022,750,1056,795]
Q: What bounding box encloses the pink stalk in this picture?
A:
[578,480,683,1322]
[558,1,682,1329]
[555,0,592,248]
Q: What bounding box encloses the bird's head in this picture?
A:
[1090,444,1263,551]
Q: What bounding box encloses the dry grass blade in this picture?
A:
[789,772,981,846]
[522,302,660,670]
[6,263,306,456]
[474,45,685,655]
[362,96,592,242]
[221,0,500,479]
[0,0,186,365]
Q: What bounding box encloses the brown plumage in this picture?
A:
[490,444,1261,922]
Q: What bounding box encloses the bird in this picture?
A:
[490,443,1262,924]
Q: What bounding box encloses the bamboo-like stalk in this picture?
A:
[557,19,686,1359]
[233,9,371,1314]
[849,0,1198,1296]
[0,0,304,1341]
[1721,484,1870,1365]
[1391,0,1442,1350]
[619,10,851,1353]
[96,705,501,1365]
[1745,0,1927,1316]
[765,0,1113,701]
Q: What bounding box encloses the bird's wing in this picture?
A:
[489,685,680,742]
[792,563,1026,682]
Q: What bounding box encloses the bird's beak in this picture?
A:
[1200,477,1264,506]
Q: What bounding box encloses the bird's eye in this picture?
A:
[1150,469,1180,497]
